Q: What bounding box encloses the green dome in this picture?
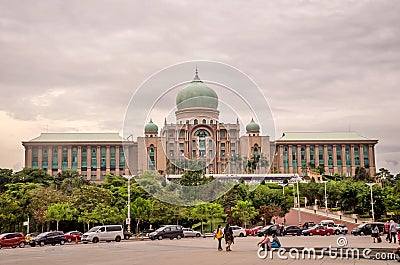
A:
[144,119,158,133]
[246,118,260,132]
[176,70,218,110]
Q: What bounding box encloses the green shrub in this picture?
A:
[330,207,340,212]
[358,214,371,218]
[344,211,354,214]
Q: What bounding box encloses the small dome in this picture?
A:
[176,69,218,110]
[246,118,260,132]
[144,119,158,133]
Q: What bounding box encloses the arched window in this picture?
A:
[149,145,155,170]
[194,119,198,125]
[210,120,213,124]
[202,119,206,124]
[254,144,259,156]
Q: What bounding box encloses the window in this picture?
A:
[81,147,87,171]
[192,140,196,148]
[91,148,97,171]
[72,147,78,170]
[42,147,48,170]
[319,146,324,166]
[254,145,259,156]
[100,147,106,171]
[301,146,306,166]
[292,146,297,168]
[229,130,236,138]
[364,145,369,168]
[32,148,38,169]
[194,119,198,125]
[231,143,236,148]
[202,119,206,124]
[283,146,288,170]
[345,146,351,168]
[328,146,333,169]
[169,143,174,150]
[221,164,226,170]
[220,130,226,137]
[52,148,58,171]
[221,143,225,148]
[179,143,184,148]
[62,147,68,170]
[354,146,360,167]
[221,150,226,157]
[149,146,155,170]
[310,146,315,166]
[110,147,116,170]
[210,120,213,124]
[192,150,196,157]
[180,150,184,157]
[336,147,342,167]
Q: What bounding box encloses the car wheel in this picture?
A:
[169,237,174,240]
[60,240,65,245]
[335,230,340,235]
[83,241,88,244]
[92,237,99,243]
[19,242,25,248]
[115,236,121,242]
[326,232,331,236]
[124,235,130,240]
[177,235,182,240]
[0,244,2,249]
[196,233,200,237]
[309,232,313,236]
[67,238,72,243]
[40,241,45,247]
[158,235,163,240]
[12,246,17,248]
[360,232,364,236]
[239,233,244,237]
[150,237,155,241]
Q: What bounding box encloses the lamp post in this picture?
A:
[123,175,134,233]
[294,178,301,226]
[366,183,376,221]
[278,183,288,195]
[322,180,329,216]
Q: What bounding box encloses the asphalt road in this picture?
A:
[0,235,398,265]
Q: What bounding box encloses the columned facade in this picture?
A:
[22,133,135,182]
[272,132,378,177]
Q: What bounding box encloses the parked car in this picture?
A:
[333,224,347,235]
[351,222,384,236]
[256,224,281,237]
[319,220,335,228]
[283,226,302,236]
[302,225,334,236]
[245,226,263,236]
[182,228,201,238]
[25,232,39,243]
[123,231,132,240]
[81,225,123,244]
[227,225,247,237]
[64,231,83,243]
[302,222,316,230]
[149,225,184,240]
[0,233,25,249]
[29,231,66,247]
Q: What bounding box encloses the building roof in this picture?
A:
[144,119,158,133]
[277,132,375,142]
[246,118,260,132]
[176,69,218,110]
[25,133,123,143]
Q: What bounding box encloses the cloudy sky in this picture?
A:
[1,0,399,174]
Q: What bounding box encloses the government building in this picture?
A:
[22,70,378,181]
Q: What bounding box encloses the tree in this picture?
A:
[191,204,210,234]
[258,205,283,226]
[353,167,373,182]
[44,203,75,231]
[131,198,153,234]
[206,203,225,232]
[231,200,257,228]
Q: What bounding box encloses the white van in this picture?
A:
[81,225,123,244]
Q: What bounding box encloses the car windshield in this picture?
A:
[36,232,50,238]
[87,226,101,233]
[156,227,165,232]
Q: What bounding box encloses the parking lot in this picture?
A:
[0,235,398,265]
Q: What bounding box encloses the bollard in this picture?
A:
[75,236,78,244]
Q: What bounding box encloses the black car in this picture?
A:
[256,224,281,237]
[29,231,66,247]
[148,225,184,240]
[123,231,132,240]
[283,225,302,236]
[351,222,384,236]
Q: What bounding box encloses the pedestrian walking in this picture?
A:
[224,223,234,252]
[390,220,398,243]
[384,220,391,242]
[372,225,380,243]
[214,224,224,251]
[342,226,348,236]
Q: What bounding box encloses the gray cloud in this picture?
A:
[0,0,400,173]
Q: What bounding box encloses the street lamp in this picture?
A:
[366,183,376,222]
[322,180,329,216]
[123,175,134,233]
[278,183,288,195]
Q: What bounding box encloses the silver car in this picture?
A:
[182,228,201,238]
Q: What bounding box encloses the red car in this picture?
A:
[64,231,83,243]
[245,226,263,236]
[0,232,25,249]
[302,225,334,236]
